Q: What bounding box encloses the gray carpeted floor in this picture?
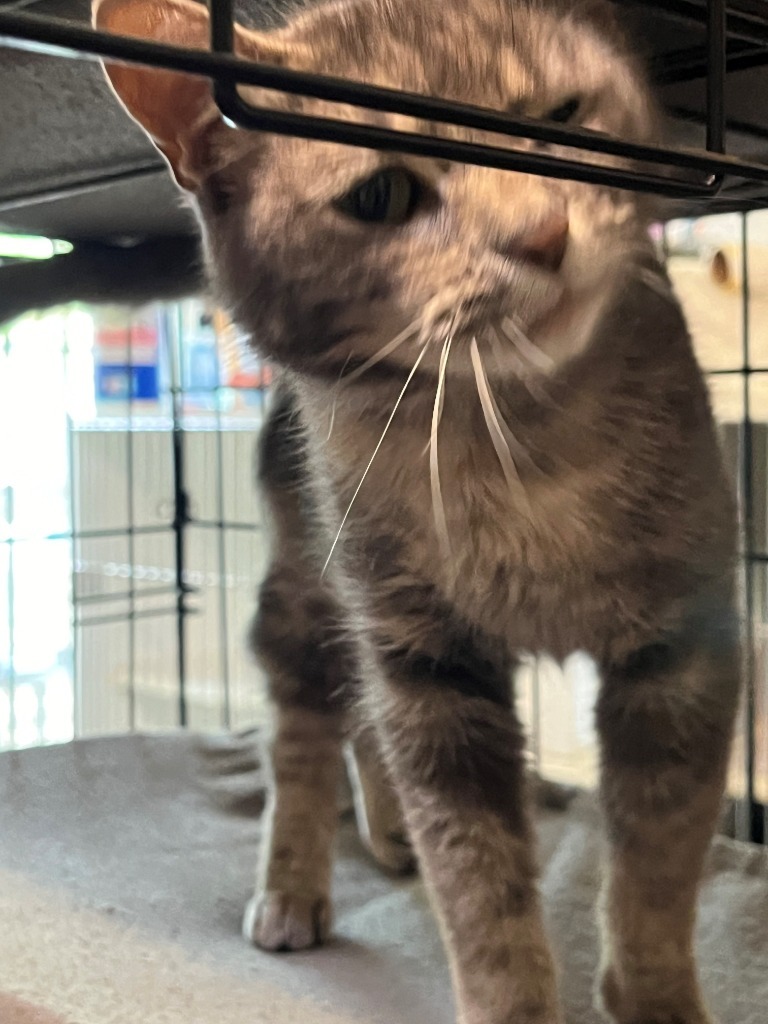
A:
[1,732,766,1023]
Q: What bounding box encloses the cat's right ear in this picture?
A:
[93,0,277,191]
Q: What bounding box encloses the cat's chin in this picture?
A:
[501,264,567,325]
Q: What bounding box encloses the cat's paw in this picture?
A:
[344,742,417,876]
[528,769,579,811]
[243,890,331,951]
[361,826,417,875]
[597,966,714,1024]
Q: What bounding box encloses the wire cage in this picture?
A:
[0,0,767,843]
[0,298,273,741]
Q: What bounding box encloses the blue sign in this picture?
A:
[95,364,159,401]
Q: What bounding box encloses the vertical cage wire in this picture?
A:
[126,309,137,731]
[213,323,232,731]
[738,213,758,841]
[4,484,15,749]
[63,315,79,741]
[169,304,190,729]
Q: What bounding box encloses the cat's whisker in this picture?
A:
[490,323,558,410]
[419,313,459,458]
[326,353,353,440]
[341,321,420,385]
[489,323,536,379]
[326,398,337,441]
[478,332,544,478]
[430,332,454,561]
[637,268,676,301]
[322,343,429,576]
[500,316,555,371]
[470,337,531,515]
[612,240,679,303]
[631,260,677,303]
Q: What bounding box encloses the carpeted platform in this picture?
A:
[1,733,766,1024]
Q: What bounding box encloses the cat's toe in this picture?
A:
[243,890,331,951]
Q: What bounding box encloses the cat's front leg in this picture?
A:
[243,701,343,952]
[369,638,563,1024]
[595,616,741,1024]
[243,384,349,952]
[244,553,348,951]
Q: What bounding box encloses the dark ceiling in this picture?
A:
[1,0,768,242]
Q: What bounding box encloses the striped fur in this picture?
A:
[96,1,742,1021]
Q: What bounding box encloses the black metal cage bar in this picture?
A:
[0,0,767,199]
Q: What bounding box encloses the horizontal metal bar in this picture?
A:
[187,518,258,532]
[613,0,768,49]
[212,87,718,197]
[1,118,765,219]
[0,6,621,160]
[713,47,768,75]
[0,524,172,544]
[70,524,172,540]
[6,10,768,197]
[655,40,768,85]
[663,187,766,215]
[75,604,195,628]
[73,583,190,605]
[713,183,768,208]
[670,105,768,146]
[708,367,768,374]
[0,12,716,174]
[169,383,267,394]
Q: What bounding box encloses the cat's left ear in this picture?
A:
[93,0,291,190]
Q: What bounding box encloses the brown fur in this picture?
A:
[95,1,742,1021]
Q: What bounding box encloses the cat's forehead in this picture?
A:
[233,0,654,162]
[280,0,635,104]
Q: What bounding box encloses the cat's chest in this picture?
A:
[402,457,615,638]
[329,414,633,650]
[309,376,724,662]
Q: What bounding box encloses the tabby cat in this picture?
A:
[94,1,742,1022]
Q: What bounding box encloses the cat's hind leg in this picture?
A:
[344,692,575,880]
[595,607,740,1024]
[345,727,416,875]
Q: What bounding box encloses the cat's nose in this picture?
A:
[494,214,570,272]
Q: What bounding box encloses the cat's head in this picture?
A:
[95,0,660,382]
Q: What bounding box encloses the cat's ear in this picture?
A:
[93,0,285,190]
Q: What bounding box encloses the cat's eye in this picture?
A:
[544,97,581,124]
[336,167,423,225]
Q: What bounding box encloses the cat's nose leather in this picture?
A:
[494,214,570,272]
